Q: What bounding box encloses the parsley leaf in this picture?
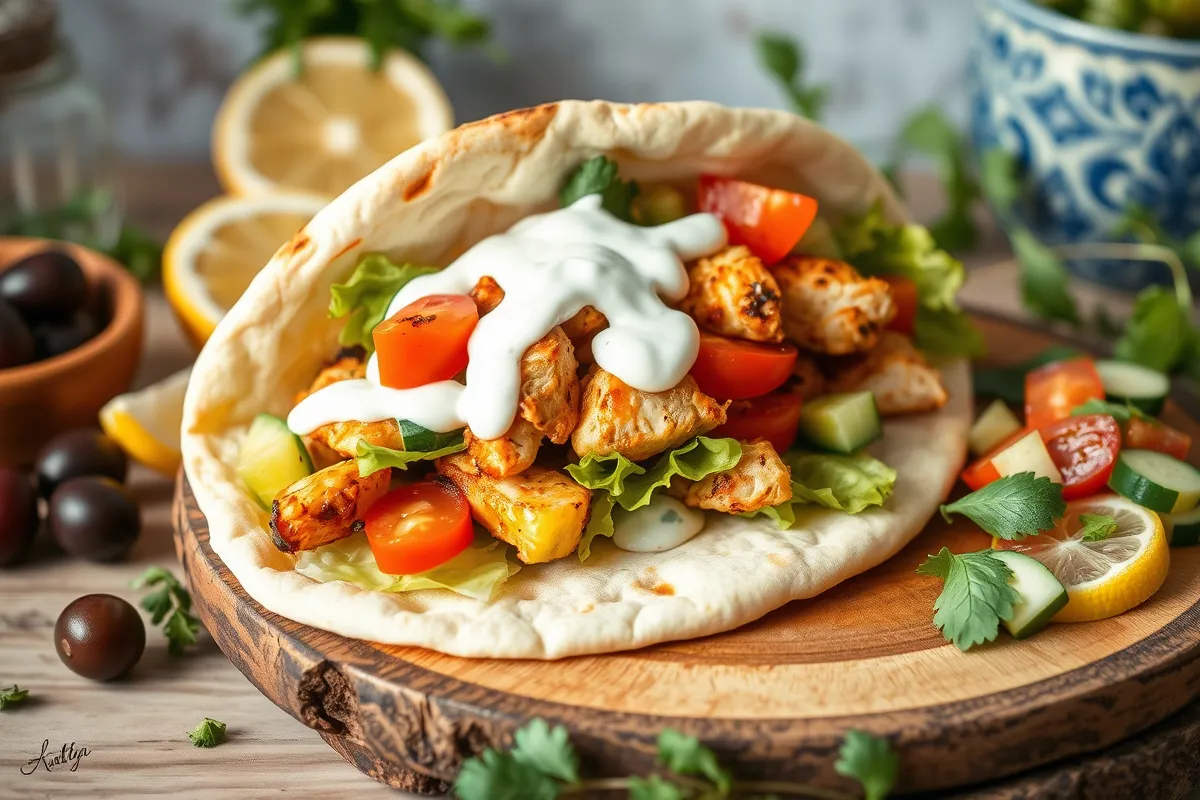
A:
[890,107,980,252]
[131,567,203,656]
[1011,228,1081,325]
[559,156,639,222]
[940,472,1066,540]
[329,255,438,356]
[972,345,1080,405]
[1115,285,1192,373]
[188,717,227,748]
[628,775,685,800]
[455,749,559,800]
[756,32,828,121]
[1071,398,1150,423]
[835,730,899,800]
[918,548,1020,650]
[0,685,29,710]
[1079,513,1118,542]
[657,729,731,793]
[511,719,579,784]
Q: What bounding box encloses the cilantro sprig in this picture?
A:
[454,718,898,799]
[0,685,30,710]
[940,472,1066,541]
[560,156,640,223]
[188,717,228,748]
[917,548,1021,651]
[131,567,203,656]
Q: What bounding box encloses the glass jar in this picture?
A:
[0,0,120,249]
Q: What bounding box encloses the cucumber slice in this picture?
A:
[397,419,463,453]
[1095,360,1169,416]
[991,550,1069,639]
[797,391,882,454]
[1164,507,1200,547]
[1109,449,1200,514]
[969,399,1023,457]
[237,414,314,509]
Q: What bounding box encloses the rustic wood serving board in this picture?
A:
[173,314,1200,798]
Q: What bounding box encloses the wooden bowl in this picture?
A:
[0,238,144,467]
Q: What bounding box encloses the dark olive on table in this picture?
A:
[0,249,87,322]
[31,310,102,361]
[0,468,38,566]
[36,428,128,497]
[0,297,35,369]
[54,594,145,681]
[49,477,140,562]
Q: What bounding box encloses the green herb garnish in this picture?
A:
[917,548,1021,651]
[131,567,203,656]
[836,729,901,800]
[559,156,639,223]
[0,685,29,710]
[188,717,227,748]
[940,473,1066,541]
[1071,398,1150,423]
[1079,513,1119,543]
[755,33,829,121]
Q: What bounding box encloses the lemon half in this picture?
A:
[100,369,191,477]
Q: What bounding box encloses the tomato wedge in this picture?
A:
[1038,414,1121,500]
[881,275,919,336]
[1024,357,1104,431]
[713,388,803,453]
[690,332,797,400]
[364,478,474,575]
[1125,415,1192,460]
[373,294,478,390]
[697,175,819,264]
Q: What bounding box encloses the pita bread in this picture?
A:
[182,100,971,659]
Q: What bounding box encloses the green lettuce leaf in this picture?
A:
[747,451,897,528]
[577,492,616,563]
[328,255,437,355]
[356,435,467,477]
[295,533,518,602]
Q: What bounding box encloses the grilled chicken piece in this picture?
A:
[676,440,792,514]
[827,331,948,415]
[294,350,366,405]
[306,419,404,460]
[470,275,504,315]
[465,419,541,478]
[561,305,608,365]
[680,245,783,342]
[437,452,590,564]
[571,369,728,462]
[270,460,391,553]
[773,256,895,355]
[790,353,827,401]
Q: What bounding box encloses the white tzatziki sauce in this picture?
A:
[612,496,706,552]
[288,194,727,440]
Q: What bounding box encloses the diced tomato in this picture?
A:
[1024,357,1104,431]
[881,275,919,336]
[373,294,478,389]
[363,478,474,575]
[713,388,804,453]
[1038,414,1122,500]
[690,332,797,400]
[697,175,819,265]
[1125,416,1192,460]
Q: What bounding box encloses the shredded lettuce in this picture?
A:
[295,533,518,602]
[835,204,983,358]
[356,436,466,477]
[747,451,897,529]
[328,255,437,355]
[567,436,742,561]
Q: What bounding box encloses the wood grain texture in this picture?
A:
[175,313,1200,797]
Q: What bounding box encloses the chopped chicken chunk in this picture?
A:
[790,352,827,401]
[465,419,541,478]
[680,245,783,342]
[827,331,948,415]
[773,256,895,355]
[676,440,792,514]
[518,326,580,445]
[306,419,403,460]
[270,460,390,553]
[470,275,504,315]
[437,453,590,564]
[561,305,608,364]
[571,369,728,462]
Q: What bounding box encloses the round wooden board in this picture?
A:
[174,314,1200,797]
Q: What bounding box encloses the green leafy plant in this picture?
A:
[917,548,1021,651]
[756,33,829,121]
[188,717,228,748]
[0,685,29,710]
[454,718,899,799]
[131,567,203,656]
[560,156,640,222]
[939,472,1066,540]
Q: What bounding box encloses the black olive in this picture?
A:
[0,297,34,369]
[54,594,145,681]
[0,249,88,322]
[30,310,102,361]
[49,477,140,562]
[35,429,128,497]
[0,467,38,566]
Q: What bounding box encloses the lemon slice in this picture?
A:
[100,369,191,477]
[213,36,453,197]
[994,494,1169,623]
[163,193,326,347]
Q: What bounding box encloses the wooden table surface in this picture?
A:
[0,164,1143,799]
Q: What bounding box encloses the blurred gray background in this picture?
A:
[58,0,974,160]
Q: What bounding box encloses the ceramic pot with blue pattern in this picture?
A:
[970,0,1200,290]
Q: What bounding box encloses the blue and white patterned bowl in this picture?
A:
[970,0,1200,290]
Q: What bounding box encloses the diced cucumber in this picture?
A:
[1164,507,1200,547]
[969,399,1023,457]
[797,391,882,454]
[398,419,464,453]
[238,414,314,509]
[992,430,1063,484]
[991,550,1069,639]
[1095,360,1169,416]
[632,185,687,226]
[1109,449,1200,514]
